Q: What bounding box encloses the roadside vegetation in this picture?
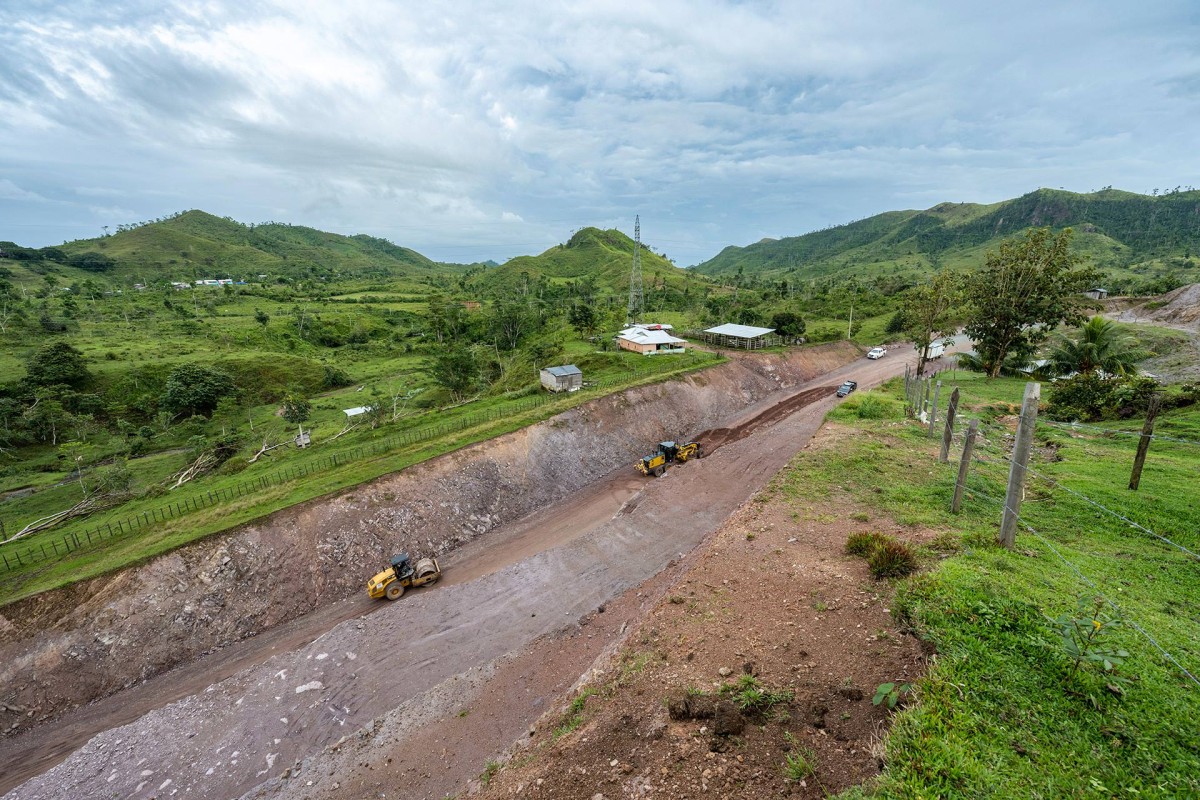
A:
[819,375,1200,797]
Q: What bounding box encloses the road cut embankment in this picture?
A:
[0,342,859,746]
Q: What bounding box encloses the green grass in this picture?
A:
[792,379,1200,797]
[553,687,598,739]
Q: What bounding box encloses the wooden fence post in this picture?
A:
[940,387,960,463]
[928,381,942,438]
[999,382,1041,548]
[1128,393,1163,490]
[951,418,978,513]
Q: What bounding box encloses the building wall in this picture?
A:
[618,338,654,355]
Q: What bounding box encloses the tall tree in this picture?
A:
[161,364,236,417]
[24,342,91,389]
[903,270,962,376]
[964,228,1098,378]
[1047,317,1149,377]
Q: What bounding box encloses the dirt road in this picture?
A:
[4,350,917,800]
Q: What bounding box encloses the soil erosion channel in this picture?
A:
[3,348,912,800]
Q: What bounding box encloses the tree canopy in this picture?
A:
[161,364,236,417]
[24,342,91,389]
[964,228,1098,378]
[903,270,961,375]
[1047,317,1149,377]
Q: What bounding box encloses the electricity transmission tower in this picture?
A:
[626,215,643,324]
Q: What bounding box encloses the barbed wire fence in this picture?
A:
[911,377,1200,689]
[0,356,714,576]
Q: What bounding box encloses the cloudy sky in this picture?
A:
[2,1,1198,266]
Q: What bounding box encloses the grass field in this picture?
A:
[784,373,1200,798]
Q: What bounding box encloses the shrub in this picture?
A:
[867,539,919,578]
[855,394,892,419]
[845,531,888,556]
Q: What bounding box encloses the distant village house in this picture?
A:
[617,323,687,355]
[1084,287,1109,300]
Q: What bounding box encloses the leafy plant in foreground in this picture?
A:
[1054,595,1130,687]
[872,681,914,710]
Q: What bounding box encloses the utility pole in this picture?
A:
[1129,393,1163,490]
[626,215,643,325]
[999,382,1041,548]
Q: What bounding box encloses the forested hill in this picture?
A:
[693,188,1200,291]
[0,210,458,283]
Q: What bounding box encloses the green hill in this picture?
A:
[694,188,1200,291]
[2,210,450,286]
[468,227,701,300]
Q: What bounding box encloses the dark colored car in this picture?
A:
[836,380,858,397]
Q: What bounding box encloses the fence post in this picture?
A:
[939,387,960,463]
[1128,393,1163,491]
[999,382,1041,548]
[952,418,979,513]
[928,381,942,438]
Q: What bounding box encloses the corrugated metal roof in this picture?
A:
[704,323,775,338]
[619,329,686,345]
[543,364,582,377]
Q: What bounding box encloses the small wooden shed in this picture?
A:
[540,364,583,393]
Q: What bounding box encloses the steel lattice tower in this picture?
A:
[626,215,643,324]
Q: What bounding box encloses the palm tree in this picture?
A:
[1047,317,1148,377]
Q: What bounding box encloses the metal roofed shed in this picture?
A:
[700,323,779,350]
[540,364,583,393]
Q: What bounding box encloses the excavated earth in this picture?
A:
[0,341,925,799]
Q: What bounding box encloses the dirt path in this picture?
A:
[3,351,917,800]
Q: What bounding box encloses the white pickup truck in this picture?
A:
[867,347,887,359]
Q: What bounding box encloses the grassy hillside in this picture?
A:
[467,227,706,301]
[4,210,453,288]
[695,188,1200,293]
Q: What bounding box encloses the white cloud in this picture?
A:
[0,0,1197,264]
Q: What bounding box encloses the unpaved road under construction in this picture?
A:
[1,344,923,799]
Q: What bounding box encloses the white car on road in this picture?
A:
[866,347,887,359]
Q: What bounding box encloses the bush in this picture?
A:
[846,531,889,556]
[855,394,892,419]
[867,539,919,578]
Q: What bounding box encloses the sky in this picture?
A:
[1,1,1198,267]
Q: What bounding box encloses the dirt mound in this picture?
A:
[696,385,835,453]
[1110,283,1200,331]
[0,343,860,764]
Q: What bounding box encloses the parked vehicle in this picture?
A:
[923,341,946,360]
[836,380,858,397]
[867,347,887,359]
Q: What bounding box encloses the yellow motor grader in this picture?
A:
[367,553,442,600]
[635,440,703,477]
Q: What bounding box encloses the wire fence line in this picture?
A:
[1042,419,1200,447]
[958,483,1200,691]
[910,380,1200,687]
[0,359,707,577]
[948,411,1200,563]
